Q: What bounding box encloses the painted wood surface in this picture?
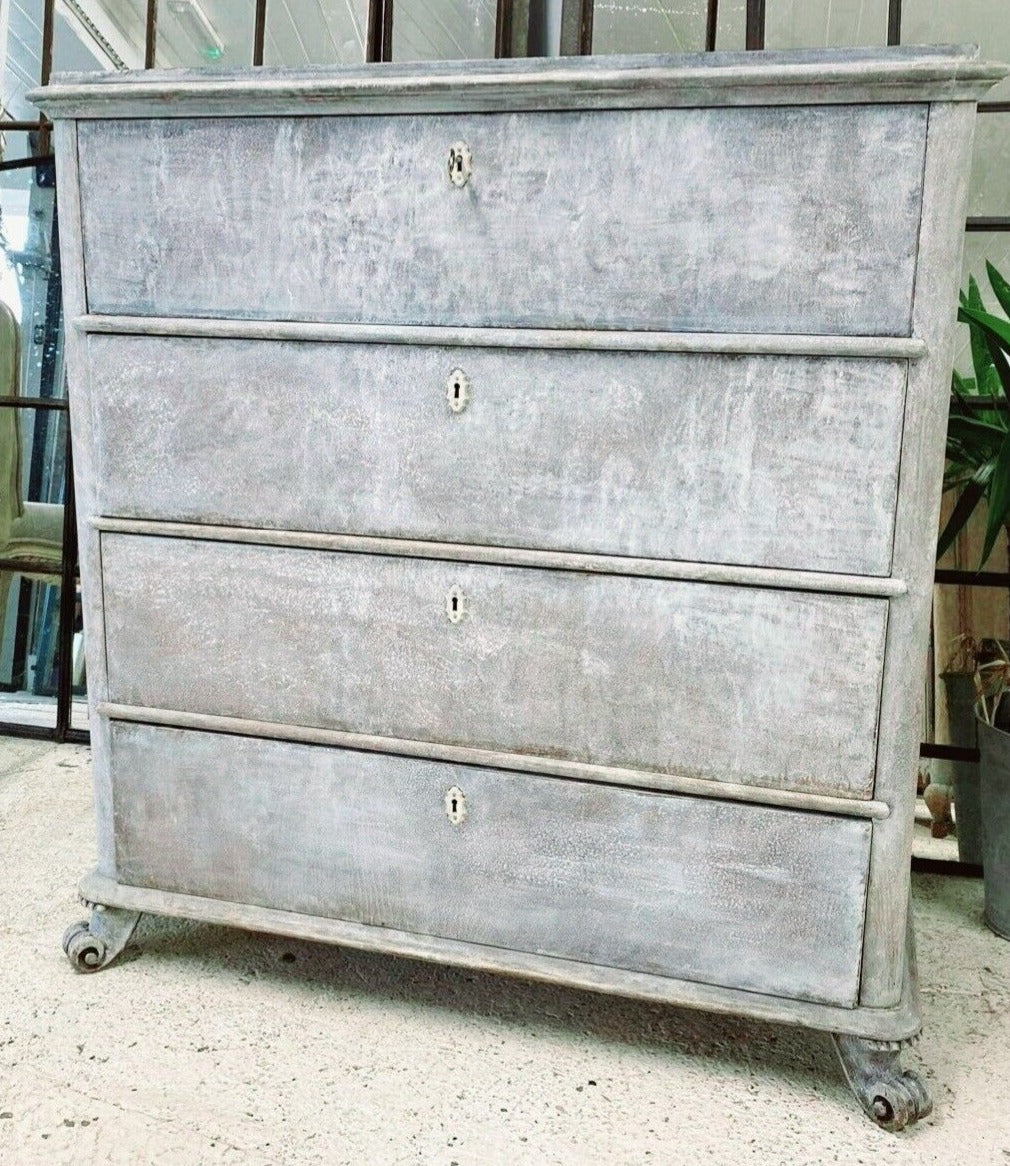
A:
[75,314,929,358]
[77,867,922,1041]
[86,335,907,576]
[860,102,982,1007]
[98,700,892,818]
[101,534,888,798]
[30,47,1005,120]
[91,517,910,598]
[76,104,926,334]
[109,721,871,1007]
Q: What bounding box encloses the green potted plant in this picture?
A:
[942,260,1010,934]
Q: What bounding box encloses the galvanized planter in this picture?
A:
[975,713,1010,938]
[31,46,1006,1130]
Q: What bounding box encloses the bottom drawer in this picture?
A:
[109,722,871,1007]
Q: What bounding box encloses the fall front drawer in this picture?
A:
[101,533,887,799]
[108,721,871,1007]
[86,334,908,576]
[77,103,926,332]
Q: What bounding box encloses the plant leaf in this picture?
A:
[988,260,1010,319]
[938,477,987,560]
[981,431,1010,566]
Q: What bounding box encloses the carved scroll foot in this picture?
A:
[62,902,142,973]
[832,1034,932,1131]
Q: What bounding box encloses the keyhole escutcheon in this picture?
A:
[446,368,470,413]
[448,141,472,188]
[446,585,468,624]
[445,786,467,825]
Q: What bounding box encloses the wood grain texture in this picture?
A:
[86,335,907,576]
[77,867,922,1040]
[29,46,1006,119]
[860,103,981,1007]
[109,721,871,1007]
[101,534,888,798]
[76,104,926,334]
[90,518,909,598]
[49,121,116,879]
[98,701,893,819]
[75,314,929,358]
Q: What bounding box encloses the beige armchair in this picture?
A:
[0,298,65,682]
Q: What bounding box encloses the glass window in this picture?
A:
[901,0,1010,103]
[0,575,62,729]
[714,1,747,51]
[968,113,1010,219]
[953,232,1010,375]
[592,0,708,57]
[156,0,257,68]
[3,0,46,120]
[264,0,371,66]
[52,1,147,73]
[764,0,888,50]
[391,0,499,61]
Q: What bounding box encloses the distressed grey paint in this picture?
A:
[101,534,887,799]
[86,335,907,576]
[29,46,1007,120]
[36,51,1004,1054]
[76,104,926,334]
[110,721,871,1007]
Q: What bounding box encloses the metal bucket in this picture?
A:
[975,712,1010,938]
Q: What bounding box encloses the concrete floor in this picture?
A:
[2,739,1010,1166]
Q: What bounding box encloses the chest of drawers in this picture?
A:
[33,46,1004,1129]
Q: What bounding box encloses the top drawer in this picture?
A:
[77,104,927,333]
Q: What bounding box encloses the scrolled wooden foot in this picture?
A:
[832,1034,932,1131]
[62,903,141,973]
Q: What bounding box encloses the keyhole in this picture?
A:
[446,585,467,623]
[445,786,466,824]
[448,142,472,188]
[446,369,470,413]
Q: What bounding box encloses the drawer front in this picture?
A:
[109,722,871,1007]
[78,104,926,333]
[102,535,887,798]
[88,335,906,576]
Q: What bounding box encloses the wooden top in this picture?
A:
[30,46,1007,119]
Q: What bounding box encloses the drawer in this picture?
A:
[87,335,907,577]
[78,104,926,334]
[109,721,871,1007]
[102,535,887,799]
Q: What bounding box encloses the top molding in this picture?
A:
[29,45,1008,119]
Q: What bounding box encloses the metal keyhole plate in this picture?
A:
[445,786,467,825]
[446,585,468,624]
[447,369,470,413]
[448,141,472,188]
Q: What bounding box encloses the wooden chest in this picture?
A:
[32,46,1004,1128]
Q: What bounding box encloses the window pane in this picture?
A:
[953,231,1010,375]
[71,580,90,733]
[765,0,888,50]
[901,0,1010,103]
[2,159,66,402]
[592,0,707,56]
[3,0,45,119]
[52,1,147,73]
[714,1,747,51]
[392,0,498,62]
[156,0,256,68]
[264,0,370,65]
[969,113,1010,219]
[0,575,61,729]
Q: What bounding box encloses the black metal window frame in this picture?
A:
[0,0,84,743]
